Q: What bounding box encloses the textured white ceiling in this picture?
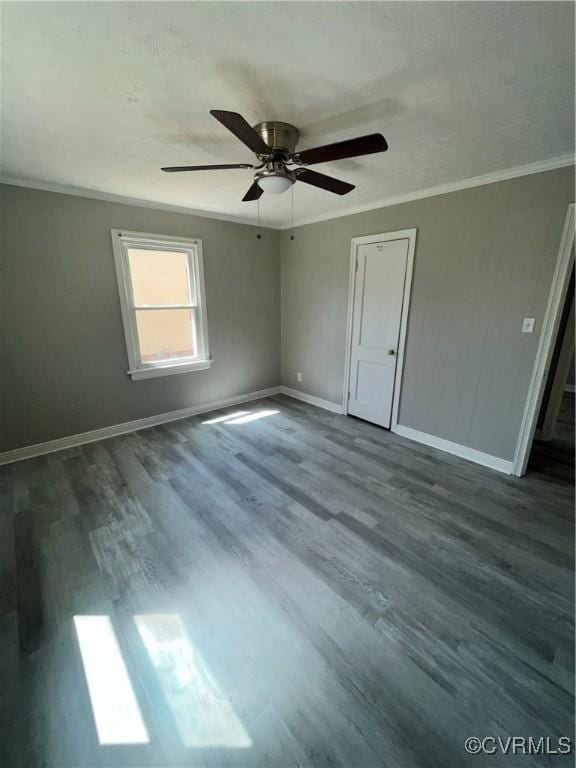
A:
[1,2,574,227]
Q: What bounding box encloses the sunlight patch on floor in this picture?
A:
[74,616,149,746]
[202,409,279,426]
[225,410,279,425]
[134,614,251,749]
[202,411,250,424]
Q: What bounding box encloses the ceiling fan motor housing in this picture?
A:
[253,121,300,158]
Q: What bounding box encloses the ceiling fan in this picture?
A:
[161,110,388,201]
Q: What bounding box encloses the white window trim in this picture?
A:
[111,229,212,381]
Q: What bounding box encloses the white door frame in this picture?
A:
[540,292,574,441]
[513,203,575,476]
[342,228,417,430]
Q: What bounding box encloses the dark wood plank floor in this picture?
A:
[1,394,574,767]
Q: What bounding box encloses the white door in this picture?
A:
[347,238,409,428]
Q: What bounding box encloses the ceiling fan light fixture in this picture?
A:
[256,170,295,195]
[162,111,388,202]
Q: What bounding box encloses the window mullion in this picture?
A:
[133,304,196,310]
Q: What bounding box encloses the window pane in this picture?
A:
[128,249,192,306]
[136,308,197,362]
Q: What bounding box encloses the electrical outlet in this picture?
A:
[297,372,303,382]
[522,317,535,334]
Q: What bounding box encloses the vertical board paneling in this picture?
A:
[280,166,573,461]
[0,185,281,452]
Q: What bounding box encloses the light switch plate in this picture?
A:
[522,317,535,334]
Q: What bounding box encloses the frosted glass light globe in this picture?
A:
[257,174,294,195]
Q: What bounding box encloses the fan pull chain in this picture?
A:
[290,184,295,240]
[257,197,261,239]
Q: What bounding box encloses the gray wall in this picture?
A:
[1,185,280,451]
[2,168,573,460]
[281,166,574,461]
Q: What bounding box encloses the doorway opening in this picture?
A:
[528,264,575,483]
[514,203,575,476]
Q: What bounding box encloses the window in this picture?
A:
[112,230,211,380]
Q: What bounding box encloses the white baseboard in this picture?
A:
[0,386,513,475]
[564,384,575,394]
[0,386,282,465]
[279,390,512,474]
[279,386,343,414]
[393,424,514,475]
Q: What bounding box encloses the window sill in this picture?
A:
[128,359,213,381]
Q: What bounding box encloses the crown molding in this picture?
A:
[2,153,573,232]
[281,154,575,230]
[0,176,282,230]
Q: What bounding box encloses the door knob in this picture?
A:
[388,349,396,356]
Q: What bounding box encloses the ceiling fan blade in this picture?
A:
[295,168,355,195]
[210,110,271,155]
[293,133,388,166]
[161,163,254,172]
[242,181,263,202]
